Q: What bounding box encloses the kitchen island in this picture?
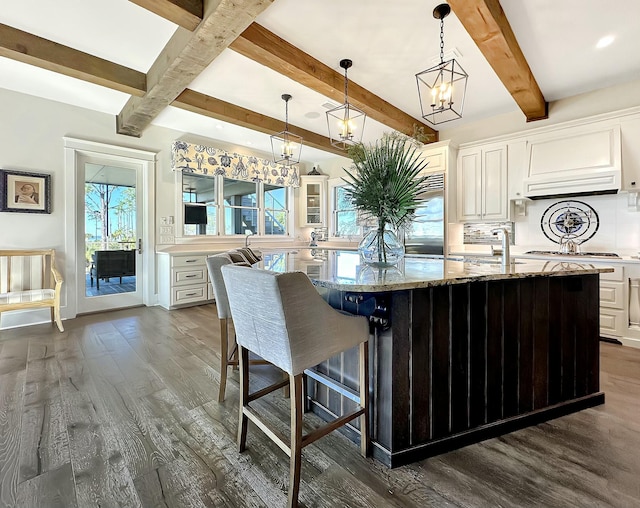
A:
[260,249,612,467]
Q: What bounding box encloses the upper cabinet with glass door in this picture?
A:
[299,174,328,227]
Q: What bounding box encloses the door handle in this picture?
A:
[138,238,142,253]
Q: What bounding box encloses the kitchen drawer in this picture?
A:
[172,255,207,268]
[172,284,207,306]
[598,264,624,281]
[599,281,624,309]
[600,308,626,337]
[172,267,207,286]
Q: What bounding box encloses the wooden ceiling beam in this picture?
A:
[0,23,146,96]
[448,0,548,122]
[117,0,273,137]
[0,21,343,155]
[230,23,439,142]
[174,89,346,156]
[128,0,203,31]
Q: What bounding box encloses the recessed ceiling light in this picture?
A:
[246,141,252,145]
[596,35,615,49]
[216,124,223,129]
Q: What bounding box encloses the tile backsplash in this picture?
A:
[463,222,515,244]
[513,193,639,253]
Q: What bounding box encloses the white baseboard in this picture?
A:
[619,336,640,349]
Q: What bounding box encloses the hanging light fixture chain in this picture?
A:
[440,17,445,63]
[344,66,349,104]
[285,97,289,129]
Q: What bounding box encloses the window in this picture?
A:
[222,178,258,235]
[181,173,290,237]
[329,179,361,238]
[264,183,288,235]
[182,173,217,236]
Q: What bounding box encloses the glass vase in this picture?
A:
[358,227,405,267]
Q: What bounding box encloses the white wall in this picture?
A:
[0,87,321,328]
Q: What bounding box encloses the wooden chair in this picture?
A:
[206,252,270,402]
[0,249,64,332]
[221,265,371,507]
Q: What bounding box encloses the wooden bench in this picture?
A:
[0,249,64,332]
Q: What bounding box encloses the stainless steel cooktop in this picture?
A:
[525,250,620,258]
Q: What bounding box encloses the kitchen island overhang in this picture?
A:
[259,250,613,467]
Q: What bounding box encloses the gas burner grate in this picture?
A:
[525,250,620,258]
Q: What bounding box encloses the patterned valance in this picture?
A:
[171,141,300,188]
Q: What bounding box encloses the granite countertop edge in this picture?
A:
[311,265,612,292]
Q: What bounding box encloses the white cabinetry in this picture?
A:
[598,265,627,338]
[418,140,458,223]
[158,253,215,309]
[299,175,328,227]
[620,116,640,192]
[457,143,508,222]
[591,262,640,348]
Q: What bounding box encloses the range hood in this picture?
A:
[523,125,621,199]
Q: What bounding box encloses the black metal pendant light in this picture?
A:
[416,3,468,125]
[271,94,302,166]
[326,59,366,149]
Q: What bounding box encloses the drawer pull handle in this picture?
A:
[185,292,199,297]
[185,259,197,263]
[185,274,197,278]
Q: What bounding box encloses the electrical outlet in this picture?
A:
[168,216,174,225]
[160,216,168,225]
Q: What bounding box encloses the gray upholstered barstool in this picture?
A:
[221,264,371,508]
[206,252,269,402]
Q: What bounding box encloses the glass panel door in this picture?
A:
[77,156,144,313]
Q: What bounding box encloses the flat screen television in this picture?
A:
[184,203,207,224]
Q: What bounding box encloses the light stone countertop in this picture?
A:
[258,248,614,292]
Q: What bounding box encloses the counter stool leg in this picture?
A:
[283,370,290,398]
[288,373,303,508]
[359,341,371,457]
[218,318,229,402]
[237,345,249,452]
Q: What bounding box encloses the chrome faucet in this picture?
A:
[491,227,511,268]
[245,230,253,247]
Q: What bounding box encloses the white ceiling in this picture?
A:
[1,0,640,164]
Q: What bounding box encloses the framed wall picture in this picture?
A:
[0,169,52,214]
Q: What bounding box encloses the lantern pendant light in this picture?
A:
[326,59,366,149]
[271,94,302,166]
[416,3,468,125]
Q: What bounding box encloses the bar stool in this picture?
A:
[221,265,371,508]
[206,253,270,402]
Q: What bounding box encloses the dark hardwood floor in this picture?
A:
[1,304,639,508]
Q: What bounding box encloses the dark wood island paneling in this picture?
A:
[311,273,604,467]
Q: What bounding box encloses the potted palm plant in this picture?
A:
[343,133,431,267]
